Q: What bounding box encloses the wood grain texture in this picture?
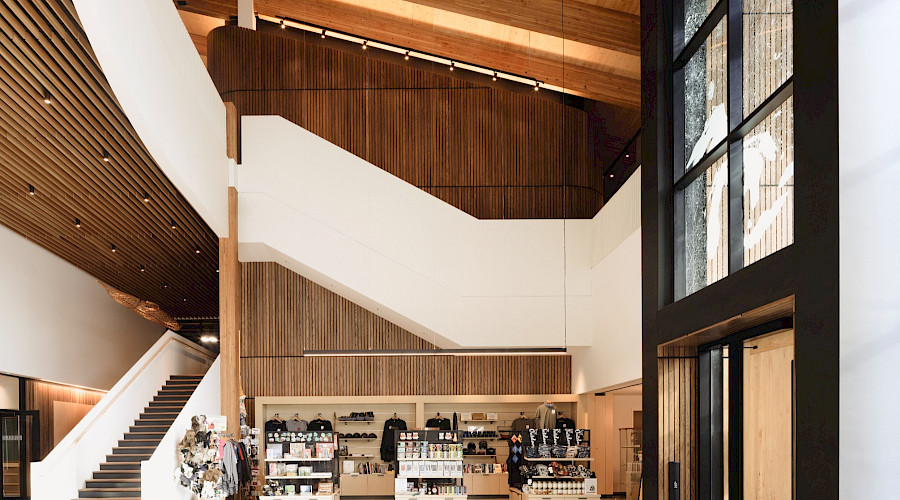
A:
[208,25,601,219]
[657,346,697,500]
[0,0,220,319]
[220,187,241,431]
[25,379,105,460]
[240,261,571,396]
[179,0,640,106]
[52,401,93,448]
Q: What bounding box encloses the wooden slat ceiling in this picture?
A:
[0,0,219,319]
[176,0,641,107]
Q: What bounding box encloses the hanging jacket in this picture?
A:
[380,417,407,462]
[425,417,451,430]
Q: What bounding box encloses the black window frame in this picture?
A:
[672,0,795,300]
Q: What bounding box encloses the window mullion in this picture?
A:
[727,0,744,274]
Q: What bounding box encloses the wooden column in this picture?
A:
[220,102,241,433]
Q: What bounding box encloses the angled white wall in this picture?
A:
[73,0,230,236]
[839,0,900,496]
[238,116,593,348]
[0,225,164,390]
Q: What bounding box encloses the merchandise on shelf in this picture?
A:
[339,411,376,421]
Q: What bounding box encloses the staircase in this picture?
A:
[76,375,204,499]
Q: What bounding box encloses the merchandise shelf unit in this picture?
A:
[394,430,467,500]
[517,429,596,497]
[262,430,339,499]
[618,428,642,500]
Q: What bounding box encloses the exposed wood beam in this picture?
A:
[401,0,640,56]
[220,103,241,432]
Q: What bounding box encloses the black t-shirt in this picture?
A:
[265,419,288,432]
[308,418,333,431]
[555,417,575,429]
[425,417,451,430]
[380,418,408,461]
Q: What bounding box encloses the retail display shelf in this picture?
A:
[528,476,586,480]
[463,455,497,458]
[340,437,377,440]
[265,473,333,479]
[260,494,338,500]
[395,495,468,500]
[266,457,335,462]
[398,458,464,461]
[461,437,501,440]
[340,455,375,458]
[340,420,375,424]
[460,420,498,423]
[522,495,598,499]
[524,458,593,462]
[399,474,465,479]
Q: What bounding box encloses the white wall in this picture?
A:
[0,374,18,410]
[0,225,164,390]
[142,358,221,500]
[572,172,643,394]
[839,0,900,496]
[238,115,593,348]
[72,0,230,237]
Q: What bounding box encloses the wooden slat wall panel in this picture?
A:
[240,261,571,396]
[25,380,105,460]
[657,346,697,500]
[240,355,571,397]
[208,26,600,219]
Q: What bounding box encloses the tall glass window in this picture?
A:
[674,0,794,299]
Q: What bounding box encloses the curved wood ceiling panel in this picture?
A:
[0,0,219,318]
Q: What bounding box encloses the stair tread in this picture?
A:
[79,488,141,491]
[86,479,141,483]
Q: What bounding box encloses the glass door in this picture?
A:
[1,411,22,500]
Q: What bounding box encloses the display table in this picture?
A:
[261,493,340,500]
[395,495,467,500]
[509,488,599,500]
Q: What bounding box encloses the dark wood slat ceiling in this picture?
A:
[175,0,640,107]
[0,0,219,319]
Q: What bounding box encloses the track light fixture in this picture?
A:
[609,173,615,178]
[321,30,326,39]
[42,88,51,104]
[449,61,455,71]
[534,81,540,91]
[170,219,177,229]
[111,243,117,253]
[28,184,35,195]
[280,18,286,29]
[102,149,110,162]
[625,154,630,158]
[75,218,81,228]
[492,72,497,82]
[195,247,201,254]
[200,335,219,344]
[404,51,410,61]
[361,40,367,50]
[143,191,150,203]
[140,264,145,272]
[163,281,169,288]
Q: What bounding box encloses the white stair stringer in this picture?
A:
[237,116,593,349]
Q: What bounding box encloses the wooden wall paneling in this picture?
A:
[220,186,241,433]
[656,347,697,500]
[52,401,94,448]
[209,26,601,219]
[25,380,105,459]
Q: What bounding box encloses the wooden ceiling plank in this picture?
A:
[399,0,640,56]
[9,1,219,248]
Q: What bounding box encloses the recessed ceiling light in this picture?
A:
[140,264,145,272]
[111,243,117,253]
[200,335,219,344]
[75,218,81,228]
[194,247,201,254]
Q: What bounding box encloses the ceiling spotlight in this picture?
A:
[102,149,110,162]
[609,173,615,178]
[75,218,82,228]
[111,243,117,253]
[28,184,35,195]
[42,88,51,104]
[625,154,630,158]
[200,335,219,344]
[183,297,187,302]
[449,61,454,71]
[321,30,326,39]
[404,51,410,61]
[492,72,497,82]
[216,269,220,273]
[163,281,169,288]
[534,81,540,91]
[140,264,145,272]
[170,219,177,229]
[280,18,286,29]
[361,40,367,50]
[194,247,201,254]
[142,191,150,202]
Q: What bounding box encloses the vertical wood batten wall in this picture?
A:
[240,262,572,398]
[25,380,105,459]
[657,346,697,500]
[207,25,597,219]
